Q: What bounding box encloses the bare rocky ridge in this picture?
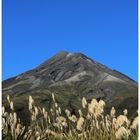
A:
[2,51,138,123]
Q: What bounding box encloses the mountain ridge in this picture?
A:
[3,51,137,85]
[2,51,138,123]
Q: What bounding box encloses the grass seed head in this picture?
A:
[52,93,55,102]
[6,95,10,103]
[78,109,82,117]
[13,112,17,125]
[115,126,130,139]
[98,100,105,108]
[29,96,34,111]
[131,116,138,129]
[10,101,14,111]
[58,107,61,114]
[123,109,128,116]
[2,106,5,115]
[88,98,97,115]
[76,117,84,131]
[65,109,71,117]
[69,115,77,122]
[110,107,116,117]
[115,115,130,129]
[34,106,39,117]
[82,97,87,108]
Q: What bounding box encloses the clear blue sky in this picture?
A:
[2,0,138,81]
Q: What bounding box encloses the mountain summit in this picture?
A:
[2,51,138,123]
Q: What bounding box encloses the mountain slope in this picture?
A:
[2,51,138,123]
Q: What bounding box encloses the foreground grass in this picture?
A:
[2,94,138,140]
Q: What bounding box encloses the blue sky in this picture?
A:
[2,0,138,81]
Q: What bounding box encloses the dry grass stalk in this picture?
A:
[2,93,138,140]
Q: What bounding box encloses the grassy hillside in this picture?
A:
[2,94,138,140]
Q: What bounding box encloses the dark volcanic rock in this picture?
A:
[2,51,138,123]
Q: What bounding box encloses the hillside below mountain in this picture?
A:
[2,51,138,123]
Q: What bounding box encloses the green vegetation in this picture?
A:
[2,94,138,140]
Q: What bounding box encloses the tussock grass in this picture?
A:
[2,94,138,140]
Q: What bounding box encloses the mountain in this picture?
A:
[2,51,138,123]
